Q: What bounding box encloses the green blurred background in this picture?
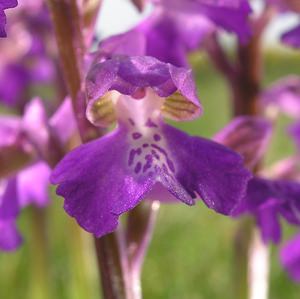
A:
[1,49,300,299]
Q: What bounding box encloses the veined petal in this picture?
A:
[214,116,273,169]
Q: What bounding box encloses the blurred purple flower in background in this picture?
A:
[0,2,59,111]
[0,0,17,37]
[237,178,300,243]
[267,0,300,48]
[0,179,22,251]
[51,55,251,237]
[282,24,300,48]
[98,0,252,66]
[0,98,76,251]
[281,233,300,282]
[215,115,300,244]
[261,76,300,118]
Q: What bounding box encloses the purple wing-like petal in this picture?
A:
[214,116,272,169]
[18,162,51,208]
[282,24,300,49]
[280,234,300,282]
[0,220,22,251]
[51,125,156,237]
[162,123,251,214]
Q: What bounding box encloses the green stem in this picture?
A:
[29,207,51,299]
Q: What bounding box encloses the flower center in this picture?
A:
[126,118,176,179]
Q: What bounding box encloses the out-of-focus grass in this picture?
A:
[0,50,300,299]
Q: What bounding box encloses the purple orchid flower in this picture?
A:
[98,0,251,67]
[154,0,252,42]
[51,55,251,237]
[235,177,300,244]
[0,97,76,251]
[0,0,17,37]
[280,233,300,282]
[214,115,300,244]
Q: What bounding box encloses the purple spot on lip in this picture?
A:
[128,148,142,166]
[145,118,158,128]
[145,154,153,161]
[151,150,160,160]
[134,162,142,174]
[142,143,149,148]
[143,155,153,172]
[151,144,168,157]
[132,132,142,140]
[153,134,161,141]
[128,118,135,126]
